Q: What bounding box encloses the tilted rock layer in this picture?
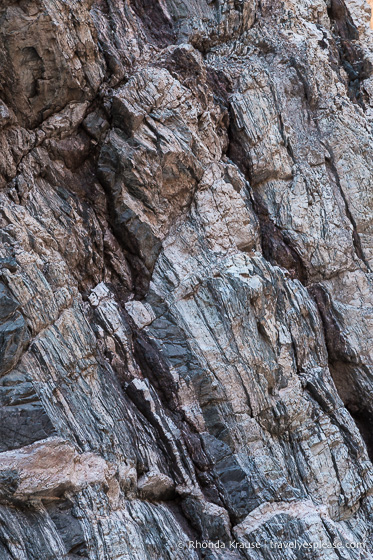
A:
[1,0,373,558]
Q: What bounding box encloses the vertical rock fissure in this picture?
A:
[327,0,372,106]
[323,142,371,272]
[309,284,373,462]
[1,0,373,556]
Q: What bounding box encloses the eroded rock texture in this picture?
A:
[1,0,373,558]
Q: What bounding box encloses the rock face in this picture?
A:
[1,0,373,558]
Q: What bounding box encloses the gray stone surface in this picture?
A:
[0,0,373,558]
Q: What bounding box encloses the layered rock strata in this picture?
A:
[1,0,373,558]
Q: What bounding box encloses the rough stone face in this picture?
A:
[1,0,373,558]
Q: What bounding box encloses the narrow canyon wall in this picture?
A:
[0,0,373,558]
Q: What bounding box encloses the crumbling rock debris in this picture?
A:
[1,0,373,558]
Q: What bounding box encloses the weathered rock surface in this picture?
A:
[1,0,373,558]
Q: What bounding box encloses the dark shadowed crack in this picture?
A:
[226,115,308,284]
[250,193,308,284]
[309,283,373,462]
[323,141,371,272]
[130,0,176,47]
[327,0,373,107]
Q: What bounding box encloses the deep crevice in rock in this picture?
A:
[2,0,373,555]
[330,361,373,462]
[327,0,372,107]
[347,408,373,461]
[310,283,373,462]
[324,144,371,272]
[251,193,308,284]
[129,0,176,47]
[226,121,308,284]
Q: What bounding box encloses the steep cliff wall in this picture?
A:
[1,0,373,558]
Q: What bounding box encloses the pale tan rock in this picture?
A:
[0,437,110,499]
[1,0,373,558]
[125,300,156,329]
[137,471,175,500]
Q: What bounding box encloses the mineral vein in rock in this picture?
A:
[0,0,373,558]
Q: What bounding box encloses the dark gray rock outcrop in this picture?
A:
[0,0,373,558]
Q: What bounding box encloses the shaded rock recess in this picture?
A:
[1,0,373,558]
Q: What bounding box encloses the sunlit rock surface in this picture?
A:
[1,0,373,558]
